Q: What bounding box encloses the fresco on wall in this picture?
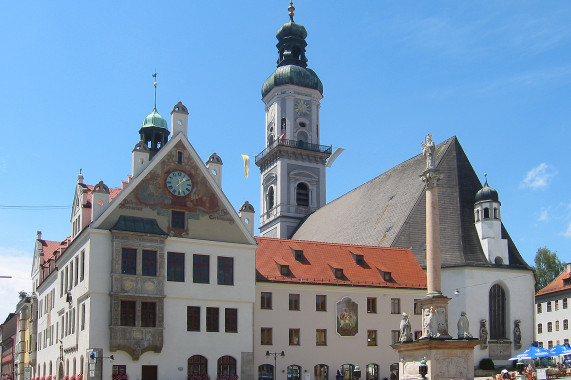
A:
[336,296,358,336]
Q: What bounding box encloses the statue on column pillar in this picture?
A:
[399,312,413,343]
[421,134,435,170]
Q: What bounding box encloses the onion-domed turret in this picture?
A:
[261,2,322,98]
[475,178,499,203]
[139,107,170,159]
[142,108,168,130]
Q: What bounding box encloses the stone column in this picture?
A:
[423,169,442,296]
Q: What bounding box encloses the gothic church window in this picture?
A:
[489,284,507,339]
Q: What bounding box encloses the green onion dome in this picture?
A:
[141,108,168,129]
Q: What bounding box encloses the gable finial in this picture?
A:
[288,0,295,22]
[152,71,158,109]
[484,173,488,186]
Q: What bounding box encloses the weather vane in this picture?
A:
[152,71,158,109]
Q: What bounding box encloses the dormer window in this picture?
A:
[293,250,304,261]
[383,272,392,282]
[354,254,364,265]
[564,278,571,287]
[280,265,290,276]
[334,268,343,279]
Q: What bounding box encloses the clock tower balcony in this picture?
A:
[255,138,332,167]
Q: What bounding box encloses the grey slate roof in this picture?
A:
[112,215,167,236]
[292,136,530,270]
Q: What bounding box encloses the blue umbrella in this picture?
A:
[548,344,571,357]
[509,346,552,360]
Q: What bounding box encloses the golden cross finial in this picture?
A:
[288,1,295,22]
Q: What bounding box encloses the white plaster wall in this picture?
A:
[443,267,535,367]
[254,282,425,380]
[535,291,571,348]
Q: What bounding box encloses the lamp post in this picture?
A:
[419,358,428,380]
[265,351,285,380]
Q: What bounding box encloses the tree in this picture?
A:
[533,247,565,291]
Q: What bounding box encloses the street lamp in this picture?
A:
[265,350,285,379]
[419,358,428,380]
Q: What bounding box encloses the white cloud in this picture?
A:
[538,208,549,222]
[0,247,32,321]
[563,223,571,238]
[519,163,557,190]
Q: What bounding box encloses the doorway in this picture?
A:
[142,365,158,380]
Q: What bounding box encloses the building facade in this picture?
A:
[535,264,571,349]
[30,102,257,380]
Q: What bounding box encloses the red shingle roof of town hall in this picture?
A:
[535,264,571,296]
[256,237,427,289]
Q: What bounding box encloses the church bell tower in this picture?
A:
[255,3,331,238]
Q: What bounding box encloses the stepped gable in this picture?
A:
[292,136,529,269]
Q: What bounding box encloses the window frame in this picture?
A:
[142,250,157,277]
[206,307,219,332]
[367,330,378,346]
[121,248,137,275]
[261,292,272,310]
[367,297,377,314]
[187,306,201,332]
[141,302,156,327]
[289,328,300,345]
[120,300,136,327]
[193,254,210,284]
[316,329,327,346]
[289,294,300,311]
[316,295,327,312]
[390,298,401,314]
[261,327,272,345]
[225,308,238,333]
[217,256,234,286]
[167,252,185,282]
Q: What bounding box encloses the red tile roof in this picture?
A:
[39,238,70,280]
[256,237,427,289]
[85,184,123,207]
[536,265,571,296]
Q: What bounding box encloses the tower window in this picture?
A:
[281,118,286,132]
[475,209,480,222]
[296,183,309,207]
[177,151,183,165]
[172,210,185,229]
[483,207,490,219]
[494,257,504,265]
[494,207,499,219]
[299,122,306,128]
[267,187,275,210]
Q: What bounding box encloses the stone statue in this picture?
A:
[399,312,413,343]
[479,319,488,349]
[457,311,472,339]
[513,320,521,349]
[421,134,435,170]
[422,306,436,338]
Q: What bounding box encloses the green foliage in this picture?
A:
[479,358,495,370]
[533,247,565,291]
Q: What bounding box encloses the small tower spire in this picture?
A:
[152,71,158,109]
[288,1,295,22]
[484,172,488,186]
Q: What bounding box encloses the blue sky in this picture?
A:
[1,1,570,319]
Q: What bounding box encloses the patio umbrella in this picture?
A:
[548,344,571,357]
[509,346,551,360]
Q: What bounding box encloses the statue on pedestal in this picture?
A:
[457,311,473,339]
[421,134,435,170]
[399,312,413,343]
[513,320,522,349]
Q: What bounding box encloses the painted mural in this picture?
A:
[336,296,358,336]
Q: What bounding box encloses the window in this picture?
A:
[172,210,185,229]
[188,355,207,377]
[314,365,328,380]
[74,256,79,285]
[556,320,560,331]
[391,330,400,344]
[167,252,185,282]
[261,292,272,310]
[193,254,210,284]
[316,295,326,311]
[547,301,552,312]
[121,248,137,275]
[261,327,272,345]
[489,284,507,339]
[280,265,290,276]
[206,307,219,332]
[296,183,309,206]
[120,301,136,326]
[538,341,544,348]
[366,364,379,380]
[289,328,300,345]
[112,365,126,376]
[391,298,401,314]
[177,151,183,165]
[555,300,559,311]
[81,303,85,331]
[334,268,343,279]
[414,331,422,341]
[367,297,377,314]
[287,365,301,380]
[414,299,422,315]
[141,250,157,276]
[547,322,552,332]
[565,338,569,346]
[267,187,275,210]
[493,207,499,219]
[484,207,490,219]
[548,341,553,349]
[289,294,300,310]
[187,306,200,332]
[80,250,85,281]
[141,302,156,327]
[316,329,327,346]
[217,257,234,285]
[564,319,568,330]
[225,308,238,333]
[538,323,543,334]
[217,356,236,377]
[564,299,568,309]
[367,330,377,346]
[259,364,274,380]
[537,303,542,313]
[341,364,354,380]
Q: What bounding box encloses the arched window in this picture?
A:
[267,187,275,211]
[296,183,309,207]
[49,361,52,375]
[259,364,274,380]
[484,207,490,219]
[366,364,379,380]
[80,356,84,376]
[340,364,354,380]
[217,356,237,377]
[475,209,480,222]
[314,364,328,380]
[188,355,208,377]
[73,357,76,375]
[489,284,507,339]
[43,363,46,377]
[296,131,308,148]
[66,358,70,376]
[287,365,301,380]
[494,257,503,265]
[493,207,499,219]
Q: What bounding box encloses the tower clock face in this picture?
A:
[294,99,311,116]
[166,171,192,196]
